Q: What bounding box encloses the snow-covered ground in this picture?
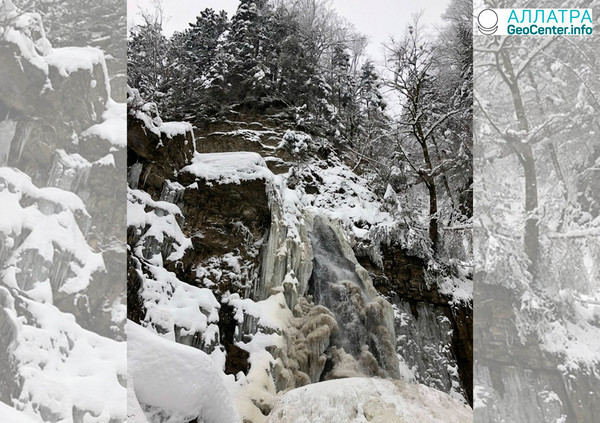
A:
[267,377,472,423]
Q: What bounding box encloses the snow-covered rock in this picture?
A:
[0,3,126,420]
[181,151,275,184]
[266,377,472,423]
[128,320,240,423]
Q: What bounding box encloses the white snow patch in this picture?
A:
[181,152,274,184]
[438,275,473,306]
[267,377,472,423]
[225,292,293,331]
[82,100,126,147]
[159,121,194,139]
[140,263,220,343]
[45,46,104,77]
[128,320,240,423]
[0,401,39,423]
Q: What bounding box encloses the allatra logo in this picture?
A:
[478,9,498,34]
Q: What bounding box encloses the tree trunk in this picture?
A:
[501,50,539,276]
[416,123,439,248]
[521,145,539,275]
[432,134,456,211]
[428,181,439,247]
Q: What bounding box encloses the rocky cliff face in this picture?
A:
[474,283,600,423]
[126,100,473,422]
[359,245,473,404]
[0,7,126,422]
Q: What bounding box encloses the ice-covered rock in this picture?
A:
[1,4,126,420]
[266,377,472,423]
[358,242,473,404]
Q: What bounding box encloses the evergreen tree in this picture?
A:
[185,9,229,78]
[128,20,169,104]
[161,9,229,120]
[223,0,271,104]
[355,60,387,147]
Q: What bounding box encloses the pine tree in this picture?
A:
[161,9,229,121]
[223,0,271,105]
[185,9,229,79]
[355,60,387,148]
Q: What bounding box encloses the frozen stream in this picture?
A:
[308,214,400,379]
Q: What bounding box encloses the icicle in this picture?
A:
[159,180,184,207]
[16,121,31,162]
[257,203,313,302]
[0,117,17,165]
[127,162,143,189]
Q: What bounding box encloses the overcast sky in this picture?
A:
[128,0,451,62]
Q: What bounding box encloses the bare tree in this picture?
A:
[385,21,463,248]
[475,35,569,277]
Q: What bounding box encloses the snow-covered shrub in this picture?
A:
[279,130,312,156]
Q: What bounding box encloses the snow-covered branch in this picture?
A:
[515,37,557,79]
[547,228,600,239]
[423,109,462,141]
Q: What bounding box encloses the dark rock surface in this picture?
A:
[475,283,600,422]
[358,243,473,405]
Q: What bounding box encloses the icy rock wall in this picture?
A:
[358,242,473,404]
[474,284,600,422]
[256,199,313,307]
[475,361,600,423]
[0,8,126,422]
[393,300,465,399]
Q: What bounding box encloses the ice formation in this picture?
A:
[266,377,472,423]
